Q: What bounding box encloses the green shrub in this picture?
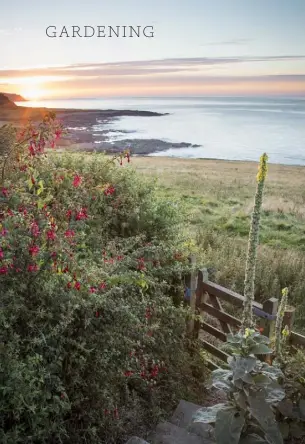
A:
[0,117,205,443]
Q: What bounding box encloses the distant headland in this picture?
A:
[0,93,27,102]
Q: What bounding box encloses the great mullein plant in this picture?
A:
[193,329,285,444]
[275,288,289,361]
[241,153,268,331]
[192,154,287,444]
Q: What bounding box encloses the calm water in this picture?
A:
[19,97,305,165]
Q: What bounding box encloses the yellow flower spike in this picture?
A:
[256,153,268,183]
[282,287,288,297]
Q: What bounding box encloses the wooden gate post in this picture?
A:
[283,306,296,333]
[260,298,278,339]
[186,255,198,336]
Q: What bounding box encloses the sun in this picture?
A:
[21,85,45,101]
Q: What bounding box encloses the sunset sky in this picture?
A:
[0,0,305,99]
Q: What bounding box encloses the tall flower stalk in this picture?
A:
[241,153,268,331]
[275,287,289,360]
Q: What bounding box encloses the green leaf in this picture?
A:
[249,343,273,355]
[193,403,227,424]
[215,408,245,444]
[277,400,294,418]
[240,434,269,444]
[265,383,285,404]
[234,391,248,410]
[227,333,243,344]
[290,422,305,438]
[253,374,271,386]
[279,422,289,439]
[248,394,283,444]
[253,334,271,344]
[229,356,256,381]
[260,363,283,380]
[37,199,45,209]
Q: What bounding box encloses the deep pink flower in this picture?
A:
[74,281,81,290]
[64,229,75,238]
[55,129,62,139]
[75,208,88,221]
[46,229,56,241]
[66,210,72,220]
[1,188,9,198]
[0,228,8,237]
[28,264,39,272]
[0,265,8,274]
[28,144,36,156]
[72,174,82,187]
[99,282,107,290]
[30,221,40,237]
[89,286,98,293]
[29,245,40,256]
[137,258,146,271]
[104,185,115,196]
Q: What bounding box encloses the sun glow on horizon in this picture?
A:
[20,84,47,100]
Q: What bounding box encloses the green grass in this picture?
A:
[131,156,305,333]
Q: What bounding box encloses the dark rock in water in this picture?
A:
[0,93,17,108]
[100,138,201,155]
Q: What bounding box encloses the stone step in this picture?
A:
[152,421,214,444]
[170,400,215,441]
[125,437,150,444]
[170,400,202,429]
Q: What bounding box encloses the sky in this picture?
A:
[0,0,305,99]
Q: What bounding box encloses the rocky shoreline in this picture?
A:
[56,108,201,155]
[0,98,201,155]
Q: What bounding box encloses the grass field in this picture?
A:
[131,156,305,332]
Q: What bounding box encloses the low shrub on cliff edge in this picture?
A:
[0,115,205,443]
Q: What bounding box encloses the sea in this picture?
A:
[18,97,305,166]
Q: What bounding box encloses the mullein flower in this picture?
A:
[241,153,268,331]
[275,287,289,359]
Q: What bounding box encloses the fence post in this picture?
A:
[186,255,198,336]
[283,305,296,338]
[193,267,209,338]
[260,297,279,340]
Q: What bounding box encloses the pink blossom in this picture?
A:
[89,286,98,293]
[74,281,81,290]
[75,208,88,221]
[104,185,115,196]
[46,230,56,241]
[0,265,8,274]
[1,188,9,198]
[27,264,39,272]
[72,175,82,187]
[29,245,40,256]
[30,221,40,237]
[64,229,75,238]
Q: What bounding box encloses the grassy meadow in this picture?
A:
[132,156,305,332]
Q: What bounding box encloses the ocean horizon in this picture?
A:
[18,96,305,166]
